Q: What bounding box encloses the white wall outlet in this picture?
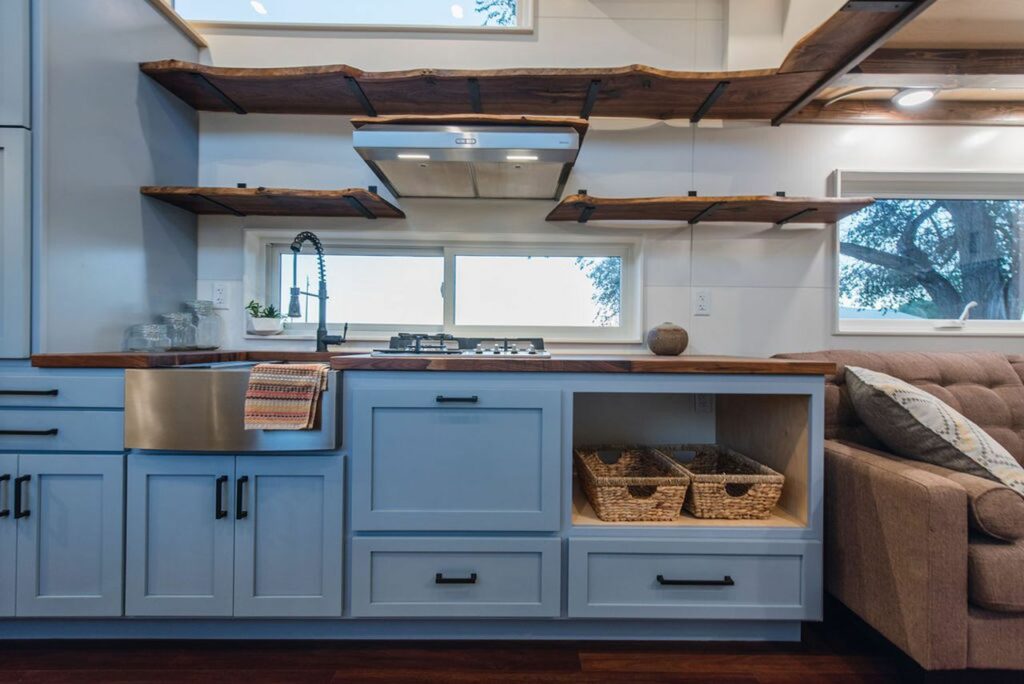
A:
[211,281,230,310]
[694,289,711,316]
[694,394,715,414]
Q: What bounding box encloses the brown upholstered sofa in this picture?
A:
[775,351,1024,671]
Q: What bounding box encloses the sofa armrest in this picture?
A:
[825,439,969,670]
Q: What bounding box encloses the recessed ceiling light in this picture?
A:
[451,4,464,19]
[506,155,539,161]
[893,88,936,107]
[250,1,268,15]
[397,153,431,160]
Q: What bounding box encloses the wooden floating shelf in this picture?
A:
[140,186,405,219]
[137,0,936,124]
[545,194,874,225]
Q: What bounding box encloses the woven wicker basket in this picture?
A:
[574,445,690,522]
[656,444,784,520]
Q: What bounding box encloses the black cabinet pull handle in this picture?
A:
[0,429,58,437]
[14,475,30,519]
[435,572,477,585]
[435,395,479,403]
[657,574,734,587]
[236,476,249,520]
[0,389,59,397]
[0,474,9,518]
[215,475,229,519]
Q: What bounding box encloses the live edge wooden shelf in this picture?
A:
[140,186,405,219]
[545,194,874,225]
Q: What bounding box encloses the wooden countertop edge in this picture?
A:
[328,355,837,375]
[30,351,346,368]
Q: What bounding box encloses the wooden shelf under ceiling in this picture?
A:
[137,1,938,125]
[545,194,874,225]
[140,186,405,219]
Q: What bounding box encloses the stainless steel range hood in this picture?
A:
[352,123,582,200]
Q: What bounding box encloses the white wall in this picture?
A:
[193,0,1024,356]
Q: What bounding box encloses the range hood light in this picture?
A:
[893,88,936,107]
[397,153,431,160]
[506,154,539,161]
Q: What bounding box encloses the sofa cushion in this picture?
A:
[846,366,1024,497]
[968,537,1024,613]
[775,351,1024,466]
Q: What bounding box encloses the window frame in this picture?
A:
[171,0,536,34]
[250,229,643,344]
[833,170,1024,337]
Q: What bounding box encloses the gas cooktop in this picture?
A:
[371,333,550,357]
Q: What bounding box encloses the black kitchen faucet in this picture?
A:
[288,231,348,352]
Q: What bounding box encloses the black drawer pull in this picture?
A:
[215,475,229,519]
[0,429,59,437]
[14,475,30,519]
[0,474,9,518]
[435,572,477,585]
[435,395,479,404]
[657,574,734,587]
[0,389,59,397]
[236,476,249,520]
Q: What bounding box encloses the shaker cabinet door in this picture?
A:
[0,0,30,127]
[0,454,17,616]
[233,455,343,617]
[0,129,31,359]
[125,454,235,617]
[15,454,125,617]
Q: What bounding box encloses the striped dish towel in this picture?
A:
[244,363,329,430]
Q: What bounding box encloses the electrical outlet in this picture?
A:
[694,289,711,316]
[211,281,230,310]
[694,394,714,414]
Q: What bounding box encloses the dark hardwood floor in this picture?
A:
[0,602,1018,684]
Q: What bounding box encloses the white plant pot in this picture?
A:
[247,316,285,336]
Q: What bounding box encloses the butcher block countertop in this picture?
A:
[329,354,836,375]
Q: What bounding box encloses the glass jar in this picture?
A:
[124,324,172,352]
[185,300,224,350]
[160,312,197,350]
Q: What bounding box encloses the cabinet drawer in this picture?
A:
[0,373,124,409]
[0,410,124,452]
[351,388,561,531]
[351,537,561,618]
[568,539,821,620]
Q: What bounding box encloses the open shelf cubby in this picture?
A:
[571,392,810,529]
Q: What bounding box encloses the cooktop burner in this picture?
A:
[371,333,550,357]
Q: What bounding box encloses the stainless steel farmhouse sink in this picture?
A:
[124,364,340,452]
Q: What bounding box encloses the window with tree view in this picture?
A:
[839,199,1024,324]
[172,0,524,29]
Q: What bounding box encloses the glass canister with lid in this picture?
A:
[160,312,198,350]
[185,300,224,350]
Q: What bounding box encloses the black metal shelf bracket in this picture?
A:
[345,195,376,219]
[577,204,596,223]
[580,80,602,119]
[691,81,730,123]
[345,76,378,117]
[776,207,817,226]
[689,201,724,225]
[191,73,247,115]
[191,193,246,217]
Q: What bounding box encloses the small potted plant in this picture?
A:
[245,299,285,336]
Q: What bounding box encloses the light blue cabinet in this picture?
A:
[0,454,16,616]
[15,454,124,617]
[351,537,561,618]
[0,0,30,127]
[126,453,344,618]
[0,128,31,359]
[234,456,343,617]
[351,387,561,531]
[126,454,236,617]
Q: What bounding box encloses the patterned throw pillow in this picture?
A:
[846,365,1024,497]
